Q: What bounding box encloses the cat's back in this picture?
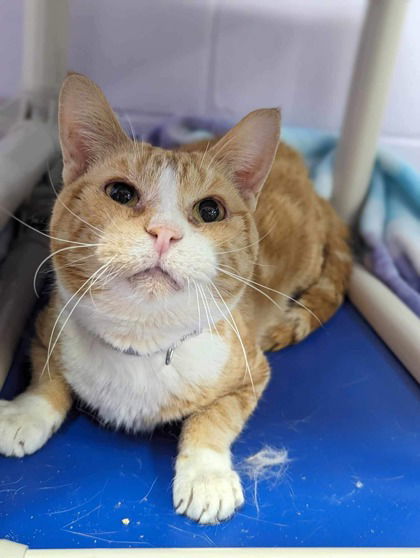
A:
[254,141,327,279]
[251,141,351,349]
[255,141,321,233]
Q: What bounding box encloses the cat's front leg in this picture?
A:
[0,388,69,457]
[0,307,73,457]
[173,357,269,524]
[174,445,243,524]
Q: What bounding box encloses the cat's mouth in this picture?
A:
[129,266,180,291]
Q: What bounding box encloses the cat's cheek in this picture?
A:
[95,234,155,276]
[163,233,218,283]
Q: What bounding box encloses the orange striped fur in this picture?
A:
[0,74,351,523]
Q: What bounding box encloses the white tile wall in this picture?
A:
[0,0,419,168]
[69,0,215,116]
[210,0,365,130]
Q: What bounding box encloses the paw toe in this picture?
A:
[0,398,57,457]
[173,467,244,524]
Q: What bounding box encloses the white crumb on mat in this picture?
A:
[121,518,130,526]
[354,480,364,489]
[240,446,289,514]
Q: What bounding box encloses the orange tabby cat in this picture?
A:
[0,74,351,524]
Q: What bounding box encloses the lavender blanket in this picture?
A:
[148,117,420,316]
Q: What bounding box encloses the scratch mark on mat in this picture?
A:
[168,524,215,545]
[0,476,23,487]
[237,512,287,528]
[62,504,102,530]
[48,487,105,516]
[38,483,74,491]
[0,486,25,495]
[139,476,158,504]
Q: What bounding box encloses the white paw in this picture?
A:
[173,449,244,524]
[0,394,62,457]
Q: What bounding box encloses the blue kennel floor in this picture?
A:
[0,300,419,549]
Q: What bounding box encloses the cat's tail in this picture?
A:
[261,204,352,351]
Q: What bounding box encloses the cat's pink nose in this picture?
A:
[147,225,183,256]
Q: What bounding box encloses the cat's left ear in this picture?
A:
[209,108,280,211]
[58,73,130,184]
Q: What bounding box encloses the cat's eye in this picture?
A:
[193,198,226,223]
[105,182,139,206]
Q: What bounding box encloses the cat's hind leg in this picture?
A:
[261,216,352,351]
[0,307,72,457]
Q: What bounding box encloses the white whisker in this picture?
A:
[33,244,102,298]
[198,141,211,170]
[102,205,129,238]
[47,168,104,235]
[208,279,256,397]
[196,282,218,350]
[0,206,96,246]
[123,113,143,163]
[186,276,191,304]
[203,285,222,340]
[217,266,322,327]
[215,222,277,255]
[222,261,275,269]
[206,135,235,169]
[192,280,202,332]
[56,252,97,272]
[124,113,136,142]
[43,259,115,378]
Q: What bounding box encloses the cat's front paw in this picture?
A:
[0,395,62,457]
[173,449,244,524]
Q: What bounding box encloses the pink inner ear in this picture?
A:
[233,143,275,198]
[210,109,280,204]
[235,168,259,198]
[59,74,130,184]
[61,126,91,183]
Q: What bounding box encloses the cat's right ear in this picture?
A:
[209,108,280,211]
[58,73,129,184]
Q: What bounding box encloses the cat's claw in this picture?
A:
[173,451,244,524]
[0,396,61,457]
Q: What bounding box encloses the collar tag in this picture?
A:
[165,346,175,366]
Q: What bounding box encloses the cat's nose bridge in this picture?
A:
[146,224,183,256]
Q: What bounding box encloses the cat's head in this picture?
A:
[51,74,279,322]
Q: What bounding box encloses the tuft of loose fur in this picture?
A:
[0,74,351,524]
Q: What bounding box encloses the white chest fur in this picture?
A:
[60,320,229,431]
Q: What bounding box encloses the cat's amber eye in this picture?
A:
[105,182,139,207]
[193,198,226,223]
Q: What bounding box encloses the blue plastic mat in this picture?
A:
[1,301,419,548]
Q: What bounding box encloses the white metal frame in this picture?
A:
[331,0,419,382]
[0,0,67,387]
[332,0,409,223]
[0,0,419,554]
[1,540,420,558]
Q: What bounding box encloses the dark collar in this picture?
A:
[89,328,202,365]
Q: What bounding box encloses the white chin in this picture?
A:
[128,269,182,298]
